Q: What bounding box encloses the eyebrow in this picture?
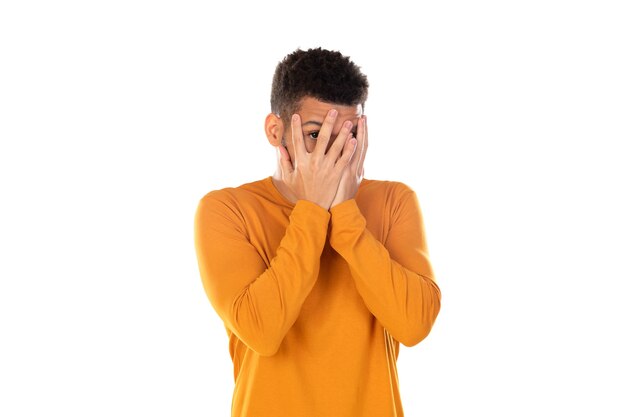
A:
[301,120,358,133]
[301,121,322,127]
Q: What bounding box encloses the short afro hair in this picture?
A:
[270,47,369,119]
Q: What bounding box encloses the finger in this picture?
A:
[291,114,307,163]
[335,135,358,170]
[356,115,368,177]
[340,132,356,164]
[327,120,354,162]
[278,145,294,175]
[350,117,364,171]
[312,109,338,157]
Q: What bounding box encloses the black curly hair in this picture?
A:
[270,47,369,120]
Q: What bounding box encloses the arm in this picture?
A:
[194,194,330,356]
[329,186,441,346]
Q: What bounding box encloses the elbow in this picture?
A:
[227,324,284,356]
[226,290,286,357]
[247,337,282,357]
[398,321,435,347]
[227,312,285,357]
[399,293,441,347]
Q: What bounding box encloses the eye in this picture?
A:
[308,131,319,140]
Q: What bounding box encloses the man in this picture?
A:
[194,47,441,417]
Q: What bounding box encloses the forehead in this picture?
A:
[297,96,363,120]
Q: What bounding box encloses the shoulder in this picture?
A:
[358,178,417,202]
[198,178,269,204]
[196,178,269,220]
[356,179,424,222]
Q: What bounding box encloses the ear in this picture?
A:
[264,113,284,147]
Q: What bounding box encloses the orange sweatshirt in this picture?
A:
[194,176,441,417]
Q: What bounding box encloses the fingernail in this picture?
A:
[292,114,299,122]
[345,121,353,130]
[329,109,338,117]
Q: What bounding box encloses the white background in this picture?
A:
[1,0,625,415]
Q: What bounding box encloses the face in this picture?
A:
[283,97,363,157]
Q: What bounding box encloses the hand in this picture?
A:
[331,115,367,208]
[278,110,358,210]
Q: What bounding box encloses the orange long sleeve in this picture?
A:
[329,188,441,347]
[194,192,330,356]
[193,177,441,417]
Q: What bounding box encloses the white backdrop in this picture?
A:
[1,1,625,416]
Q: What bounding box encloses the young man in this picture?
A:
[194,47,441,417]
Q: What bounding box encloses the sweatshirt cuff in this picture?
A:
[329,199,367,248]
[329,198,362,220]
[291,199,331,228]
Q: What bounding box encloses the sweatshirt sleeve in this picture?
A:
[194,193,330,356]
[329,186,441,347]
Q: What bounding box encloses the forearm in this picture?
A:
[227,208,327,355]
[329,199,441,346]
[195,198,330,356]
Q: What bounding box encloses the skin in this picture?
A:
[264,97,368,210]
